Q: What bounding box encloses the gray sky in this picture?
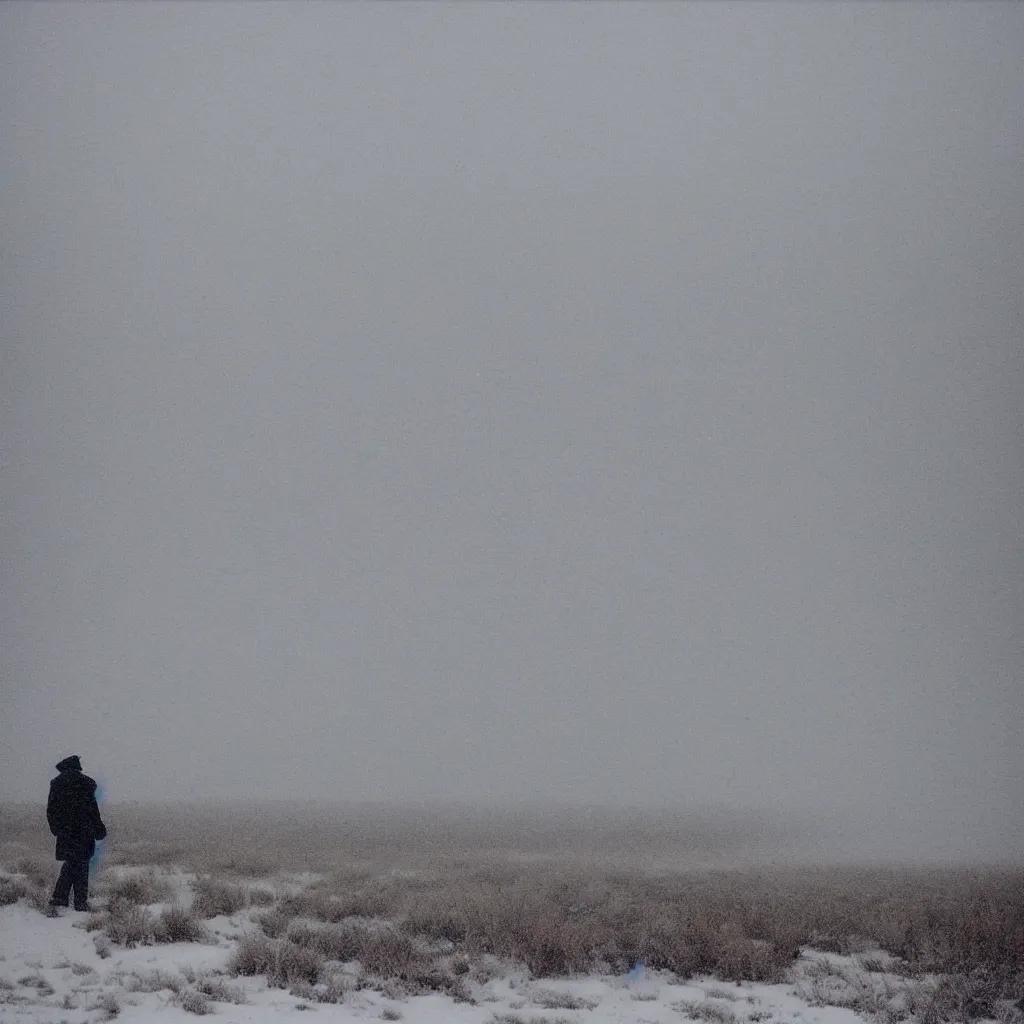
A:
[2,3,1021,856]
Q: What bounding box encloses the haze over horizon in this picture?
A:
[2,4,1021,862]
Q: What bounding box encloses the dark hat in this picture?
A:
[56,755,82,773]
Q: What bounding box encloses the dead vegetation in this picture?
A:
[228,923,474,1002]
[177,989,211,1015]
[90,991,121,1020]
[85,896,207,947]
[123,968,184,994]
[530,987,599,1010]
[153,903,208,943]
[190,876,248,918]
[2,801,1022,1020]
[0,857,57,913]
[191,973,247,1004]
[98,870,175,906]
[674,998,739,1024]
[230,859,1024,1012]
[0,876,28,906]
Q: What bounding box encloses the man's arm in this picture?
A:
[46,781,61,836]
[91,793,106,840]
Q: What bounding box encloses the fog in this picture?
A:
[2,3,1021,862]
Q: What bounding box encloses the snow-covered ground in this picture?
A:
[0,867,995,1024]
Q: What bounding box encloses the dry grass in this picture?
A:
[190,876,248,918]
[177,989,211,1015]
[92,991,121,1020]
[153,903,208,943]
[288,977,356,1004]
[248,885,276,907]
[90,900,154,947]
[192,973,247,1004]
[256,906,294,938]
[94,860,1024,1010]
[486,1015,575,1024]
[375,866,803,981]
[2,857,57,913]
[384,862,1024,994]
[674,999,739,1024]
[0,876,28,906]
[283,919,369,962]
[230,923,474,1000]
[706,987,740,1001]
[9,856,56,890]
[358,930,420,977]
[108,904,153,947]
[124,969,184,994]
[530,987,599,1010]
[99,870,175,906]
[229,934,325,987]
[229,933,285,976]
[277,881,402,923]
[17,973,55,996]
[3,800,1021,1015]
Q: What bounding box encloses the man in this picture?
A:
[46,755,106,911]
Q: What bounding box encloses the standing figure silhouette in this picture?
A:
[47,756,106,911]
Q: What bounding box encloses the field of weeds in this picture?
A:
[1,802,1022,1023]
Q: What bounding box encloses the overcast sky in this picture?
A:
[1,3,1021,856]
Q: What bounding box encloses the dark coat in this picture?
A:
[47,761,106,862]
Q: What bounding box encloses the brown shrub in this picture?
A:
[229,934,280,976]
[153,904,207,944]
[269,941,326,987]
[193,974,246,1004]
[104,902,154,947]
[394,964,473,1001]
[400,902,468,943]
[178,989,211,1015]
[359,929,418,976]
[673,999,738,1024]
[0,876,27,906]
[125,970,184,994]
[191,877,247,918]
[12,858,54,890]
[5,802,1019,999]
[278,883,400,923]
[286,920,367,962]
[916,968,1007,1024]
[258,907,297,938]
[531,988,599,1010]
[290,974,355,1004]
[100,871,175,906]
[249,886,276,907]
[228,934,325,988]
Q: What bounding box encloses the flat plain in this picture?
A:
[1,802,1021,1024]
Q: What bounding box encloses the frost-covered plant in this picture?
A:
[153,903,207,943]
[101,870,175,905]
[191,876,248,918]
[673,999,739,1024]
[177,989,211,1015]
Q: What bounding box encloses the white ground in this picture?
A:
[0,869,957,1024]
